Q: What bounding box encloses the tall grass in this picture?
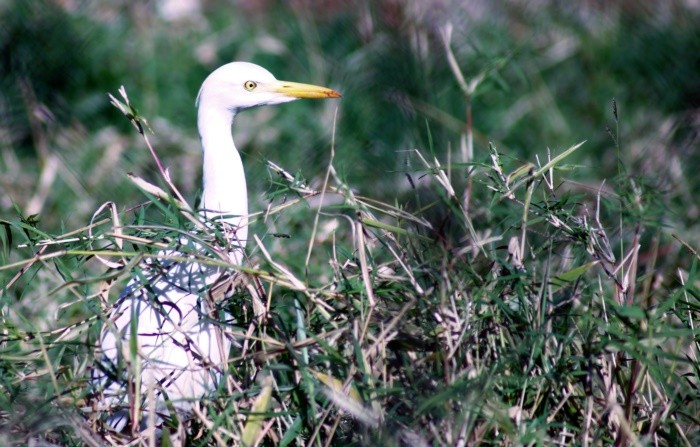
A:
[1,1,699,446]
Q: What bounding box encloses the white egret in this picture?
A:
[90,62,340,435]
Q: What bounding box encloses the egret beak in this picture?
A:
[270,80,341,99]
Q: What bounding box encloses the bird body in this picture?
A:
[91,62,340,434]
[94,243,231,431]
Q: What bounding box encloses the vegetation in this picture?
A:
[1,1,698,446]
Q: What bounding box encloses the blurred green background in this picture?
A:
[1,0,698,236]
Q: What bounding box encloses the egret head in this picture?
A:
[196,62,340,113]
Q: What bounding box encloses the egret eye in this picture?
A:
[244,81,257,91]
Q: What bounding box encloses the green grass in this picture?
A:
[1,1,699,446]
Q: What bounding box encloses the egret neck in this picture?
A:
[198,101,249,247]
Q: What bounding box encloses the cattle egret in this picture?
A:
[91,62,340,434]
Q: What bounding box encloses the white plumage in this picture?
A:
[91,62,340,433]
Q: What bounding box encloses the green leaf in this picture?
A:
[616,305,646,320]
[550,261,598,289]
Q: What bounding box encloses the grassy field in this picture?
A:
[1,1,699,446]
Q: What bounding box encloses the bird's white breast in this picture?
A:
[91,243,232,429]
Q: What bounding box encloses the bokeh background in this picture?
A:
[2,0,698,237]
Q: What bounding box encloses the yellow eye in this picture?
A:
[244,80,257,91]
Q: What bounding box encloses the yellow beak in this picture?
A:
[270,80,341,99]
